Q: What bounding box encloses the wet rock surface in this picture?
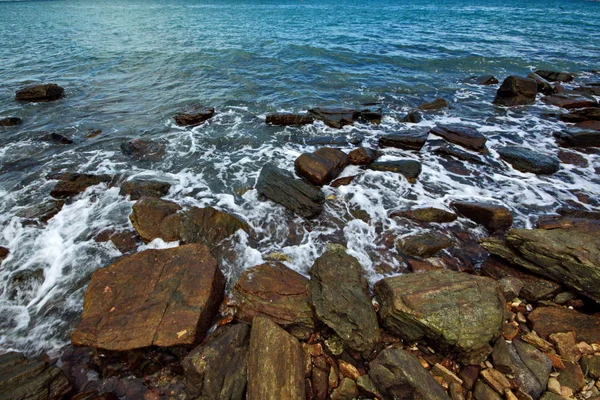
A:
[493,75,538,106]
[390,207,457,223]
[119,179,171,200]
[559,107,600,123]
[16,199,65,224]
[308,107,358,129]
[497,146,560,174]
[129,197,182,243]
[418,98,448,110]
[347,147,378,165]
[398,232,454,257]
[430,124,487,152]
[178,205,250,250]
[367,160,422,181]
[120,138,166,161]
[554,128,600,148]
[527,72,554,95]
[266,112,314,126]
[0,116,22,126]
[542,93,599,109]
[15,83,64,102]
[41,132,73,145]
[379,131,428,151]
[173,105,215,127]
[535,70,574,82]
[451,201,513,232]
[294,147,349,186]
[50,173,115,199]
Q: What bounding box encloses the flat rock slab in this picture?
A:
[535,70,574,83]
[554,129,600,148]
[71,244,225,350]
[542,94,599,109]
[390,207,457,223]
[494,76,538,107]
[120,179,171,200]
[308,107,358,129]
[375,270,505,363]
[294,147,348,186]
[528,307,600,343]
[433,143,485,164]
[379,132,428,151]
[15,83,64,102]
[367,160,422,181]
[173,105,215,127]
[451,201,513,232]
[430,124,487,152]
[497,146,560,175]
[50,172,115,198]
[246,316,305,400]
[418,98,448,110]
[559,107,600,123]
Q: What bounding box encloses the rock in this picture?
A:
[542,94,599,109]
[129,197,182,243]
[513,339,553,398]
[398,232,454,257]
[418,98,448,110]
[266,112,314,126]
[347,147,378,165]
[554,129,600,148]
[230,262,315,339]
[0,246,8,263]
[256,164,324,219]
[71,244,225,350]
[471,75,499,85]
[430,124,487,152]
[356,375,382,399]
[473,380,502,400]
[375,270,505,363]
[559,107,600,123]
[379,131,428,151]
[451,201,513,232]
[557,149,589,167]
[0,352,73,400]
[330,378,358,400]
[480,368,511,394]
[246,316,305,400]
[15,83,64,102]
[401,111,422,123]
[492,338,516,374]
[557,207,600,220]
[357,104,383,124]
[459,365,481,391]
[86,129,102,139]
[557,361,585,392]
[528,307,600,343]
[539,392,563,400]
[368,348,450,400]
[527,73,554,95]
[94,229,140,254]
[16,199,65,223]
[535,70,574,83]
[390,207,457,223]
[173,105,215,126]
[294,147,349,186]
[367,160,422,181]
[178,206,250,250]
[308,107,358,129]
[498,276,523,300]
[50,173,114,198]
[433,143,485,164]
[549,332,580,363]
[0,117,23,127]
[493,76,538,107]
[7,268,44,303]
[574,85,600,96]
[575,119,600,131]
[120,139,166,161]
[182,324,250,400]
[303,135,363,146]
[41,133,73,145]
[119,179,171,200]
[580,355,600,379]
[309,245,380,352]
[331,175,356,187]
[496,146,560,175]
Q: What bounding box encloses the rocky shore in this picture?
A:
[1,70,600,400]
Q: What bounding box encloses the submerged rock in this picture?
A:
[379,131,428,151]
[129,197,182,243]
[0,117,23,126]
[542,93,599,109]
[17,199,65,223]
[266,112,314,126]
[347,147,378,165]
[398,232,454,258]
[493,76,538,107]
[535,70,574,82]
[496,146,560,175]
[367,160,422,181]
[71,244,225,350]
[93,229,140,254]
[119,179,171,200]
[401,110,422,123]
[294,147,348,186]
[527,72,554,95]
[120,138,166,161]
[15,83,64,102]
[173,105,215,127]
[433,143,485,164]
[559,108,600,123]
[451,201,513,232]
[390,207,457,223]
[0,246,8,263]
[50,172,115,198]
[41,132,73,145]
[430,124,487,152]
[470,74,499,85]
[418,98,448,110]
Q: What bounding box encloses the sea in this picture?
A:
[0,0,599,357]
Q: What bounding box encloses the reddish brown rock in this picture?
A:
[129,197,182,243]
[331,175,356,187]
[347,147,378,165]
[418,98,448,110]
[557,150,589,167]
[0,246,8,263]
[178,206,250,251]
[575,120,600,131]
[266,113,314,126]
[94,229,140,254]
[15,83,64,102]
[308,107,358,129]
[451,201,513,232]
[430,124,487,152]
[71,244,225,350]
[559,107,600,123]
[542,94,599,109]
[119,179,171,200]
[493,76,537,107]
[174,105,215,127]
[379,131,428,151]
[529,307,600,343]
[294,147,348,186]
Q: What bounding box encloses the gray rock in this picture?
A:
[433,143,485,164]
[527,73,554,95]
[497,146,560,175]
[401,111,422,123]
[493,76,538,107]
[473,380,502,400]
[17,199,65,223]
[513,339,553,399]
[308,107,358,129]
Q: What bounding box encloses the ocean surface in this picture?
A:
[0,0,599,357]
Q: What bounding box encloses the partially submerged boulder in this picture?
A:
[129,197,182,243]
[119,179,171,200]
[535,70,574,83]
[527,73,554,95]
[493,76,538,107]
[367,160,422,181]
[0,117,23,127]
[451,201,513,233]
[398,232,454,258]
[378,131,428,151]
[41,133,73,145]
[433,142,485,164]
[418,98,448,111]
[120,139,166,161]
[174,105,215,127]
[266,112,314,126]
[559,108,600,123]
[496,146,560,175]
[554,129,600,148]
[430,124,487,152]
[470,75,499,85]
[308,107,357,129]
[50,173,115,198]
[294,147,348,186]
[17,199,65,224]
[71,244,225,350]
[178,206,250,250]
[15,83,64,102]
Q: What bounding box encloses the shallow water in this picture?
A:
[0,0,599,356]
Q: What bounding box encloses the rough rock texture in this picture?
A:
[493,76,538,107]
[119,179,171,200]
[129,197,182,243]
[528,307,600,343]
[559,107,600,123]
[256,164,324,219]
[50,173,114,198]
[418,98,448,110]
[473,380,502,400]
[375,270,505,363]
[554,129,600,148]
[511,339,553,399]
[398,232,454,257]
[367,160,422,181]
[120,139,166,161]
[266,112,314,126]
[347,147,378,165]
[71,244,225,350]
[309,245,380,352]
[402,111,422,123]
[390,207,457,223]
[182,324,250,400]
[294,147,349,186]
[497,146,560,175]
[0,352,73,400]
[17,199,65,224]
[308,107,358,129]
[379,132,428,151]
[230,262,315,338]
[246,316,305,400]
[0,117,22,126]
[368,348,450,400]
[535,70,574,83]
[557,149,589,167]
[542,94,599,109]
[430,124,487,151]
[433,143,485,164]
[178,206,249,250]
[15,84,64,102]
[173,105,215,127]
[527,73,554,95]
[451,201,513,232]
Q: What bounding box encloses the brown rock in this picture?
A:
[559,107,600,123]
[119,179,171,200]
[0,246,8,263]
[330,175,356,187]
[398,232,454,257]
[178,206,250,251]
[312,366,329,400]
[94,229,140,254]
[331,378,358,400]
[451,201,513,233]
[266,113,314,126]
[15,83,64,102]
[347,147,378,165]
[493,76,538,107]
[542,94,599,109]
[129,197,182,243]
[529,307,600,343]
[521,331,555,354]
[557,361,585,392]
[430,124,487,152]
[71,244,225,350]
[338,360,360,381]
[473,380,502,400]
[418,98,448,110]
[174,105,215,127]
[50,172,115,199]
[0,117,22,127]
[120,139,166,161]
[459,364,481,391]
[379,131,428,151]
[575,120,600,131]
[390,207,457,223]
[549,332,580,363]
[535,70,574,83]
[308,107,358,129]
[480,368,512,394]
[295,147,348,186]
[557,149,589,167]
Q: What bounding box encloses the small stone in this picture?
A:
[174,105,215,127]
[557,360,585,392]
[547,377,562,394]
[432,363,463,386]
[522,331,555,353]
[498,276,523,300]
[450,382,465,400]
[481,368,512,394]
[330,378,358,400]
[549,332,580,363]
[338,360,360,381]
[505,389,520,400]
[459,364,481,391]
[576,342,594,355]
[473,380,502,400]
[0,117,22,126]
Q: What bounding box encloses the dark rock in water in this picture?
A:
[17,199,65,223]
[331,175,356,187]
[398,232,454,257]
[430,124,487,151]
[493,76,538,106]
[294,147,348,186]
[554,129,600,148]
[266,112,314,126]
[357,104,383,124]
[401,110,422,123]
[129,197,182,243]
[50,172,115,198]
[433,143,485,164]
[347,147,378,165]
[527,72,554,95]
[41,132,73,145]
[15,83,64,102]
[368,348,450,400]
[497,146,560,174]
[418,98,448,110]
[94,229,140,254]
[0,117,22,126]
[309,245,380,352]
[178,206,250,251]
[542,93,599,109]
[557,149,589,167]
[85,129,102,139]
[375,270,505,364]
[468,74,499,85]
[0,352,73,400]
[71,244,225,350]
[174,105,215,127]
[535,70,574,82]
[559,107,600,123]
[379,131,428,151]
[230,262,315,339]
[575,119,600,131]
[557,207,600,220]
[7,268,44,303]
[120,138,166,161]
[390,207,457,223]
[183,324,250,400]
[308,107,358,129]
[0,246,8,263]
[451,201,513,232]
[302,135,363,146]
[368,160,422,181]
[246,316,305,400]
[573,85,600,96]
[530,307,600,343]
[119,179,171,200]
[256,164,324,219]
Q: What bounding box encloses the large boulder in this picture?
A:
[451,201,513,233]
[398,232,454,258]
[71,244,225,350]
[294,147,348,186]
[367,160,422,181]
[493,76,538,107]
[542,94,598,109]
[554,129,600,148]
[309,245,380,352]
[429,124,487,152]
[15,83,64,102]
[535,70,574,83]
[119,179,171,200]
[255,164,324,219]
[375,270,505,363]
[0,352,73,400]
[230,262,315,338]
[182,324,250,400]
[129,197,182,243]
[368,348,450,400]
[528,307,600,343]
[50,173,115,198]
[120,139,165,161]
[378,131,428,151]
[496,146,560,175]
[178,206,250,250]
[246,316,305,400]
[266,112,314,126]
[173,105,215,127]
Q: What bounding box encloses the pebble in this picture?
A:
[548,377,562,394]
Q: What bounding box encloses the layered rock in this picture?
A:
[119,179,171,200]
[378,131,428,151]
[451,201,513,232]
[50,173,115,198]
[497,146,560,175]
[542,94,598,109]
[554,129,600,148]
[308,107,358,129]
[294,147,348,186]
[120,139,165,161]
[367,160,422,181]
[559,107,600,123]
[15,83,64,102]
[433,143,485,164]
[173,105,215,127]
[72,244,225,350]
[266,112,314,126]
[493,76,538,106]
[429,124,487,152]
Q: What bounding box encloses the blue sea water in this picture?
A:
[0,0,599,355]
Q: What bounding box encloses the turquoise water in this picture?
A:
[0,0,599,355]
